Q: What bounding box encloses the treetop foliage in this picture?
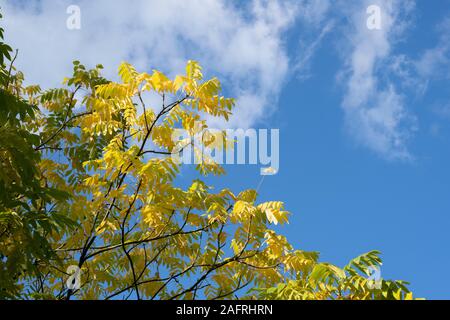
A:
[0,12,416,300]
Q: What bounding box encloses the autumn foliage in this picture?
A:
[0,17,414,300]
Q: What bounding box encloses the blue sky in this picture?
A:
[2,0,450,299]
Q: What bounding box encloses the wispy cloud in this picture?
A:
[293,0,333,80]
[5,0,434,162]
[416,17,450,80]
[388,16,450,131]
[0,0,300,128]
[294,20,334,80]
[338,0,417,161]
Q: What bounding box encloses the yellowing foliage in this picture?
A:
[0,57,415,300]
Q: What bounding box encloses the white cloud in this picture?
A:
[416,18,450,79]
[387,54,428,96]
[296,0,330,26]
[292,0,333,80]
[0,0,300,128]
[294,20,334,80]
[3,0,428,161]
[339,0,416,160]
